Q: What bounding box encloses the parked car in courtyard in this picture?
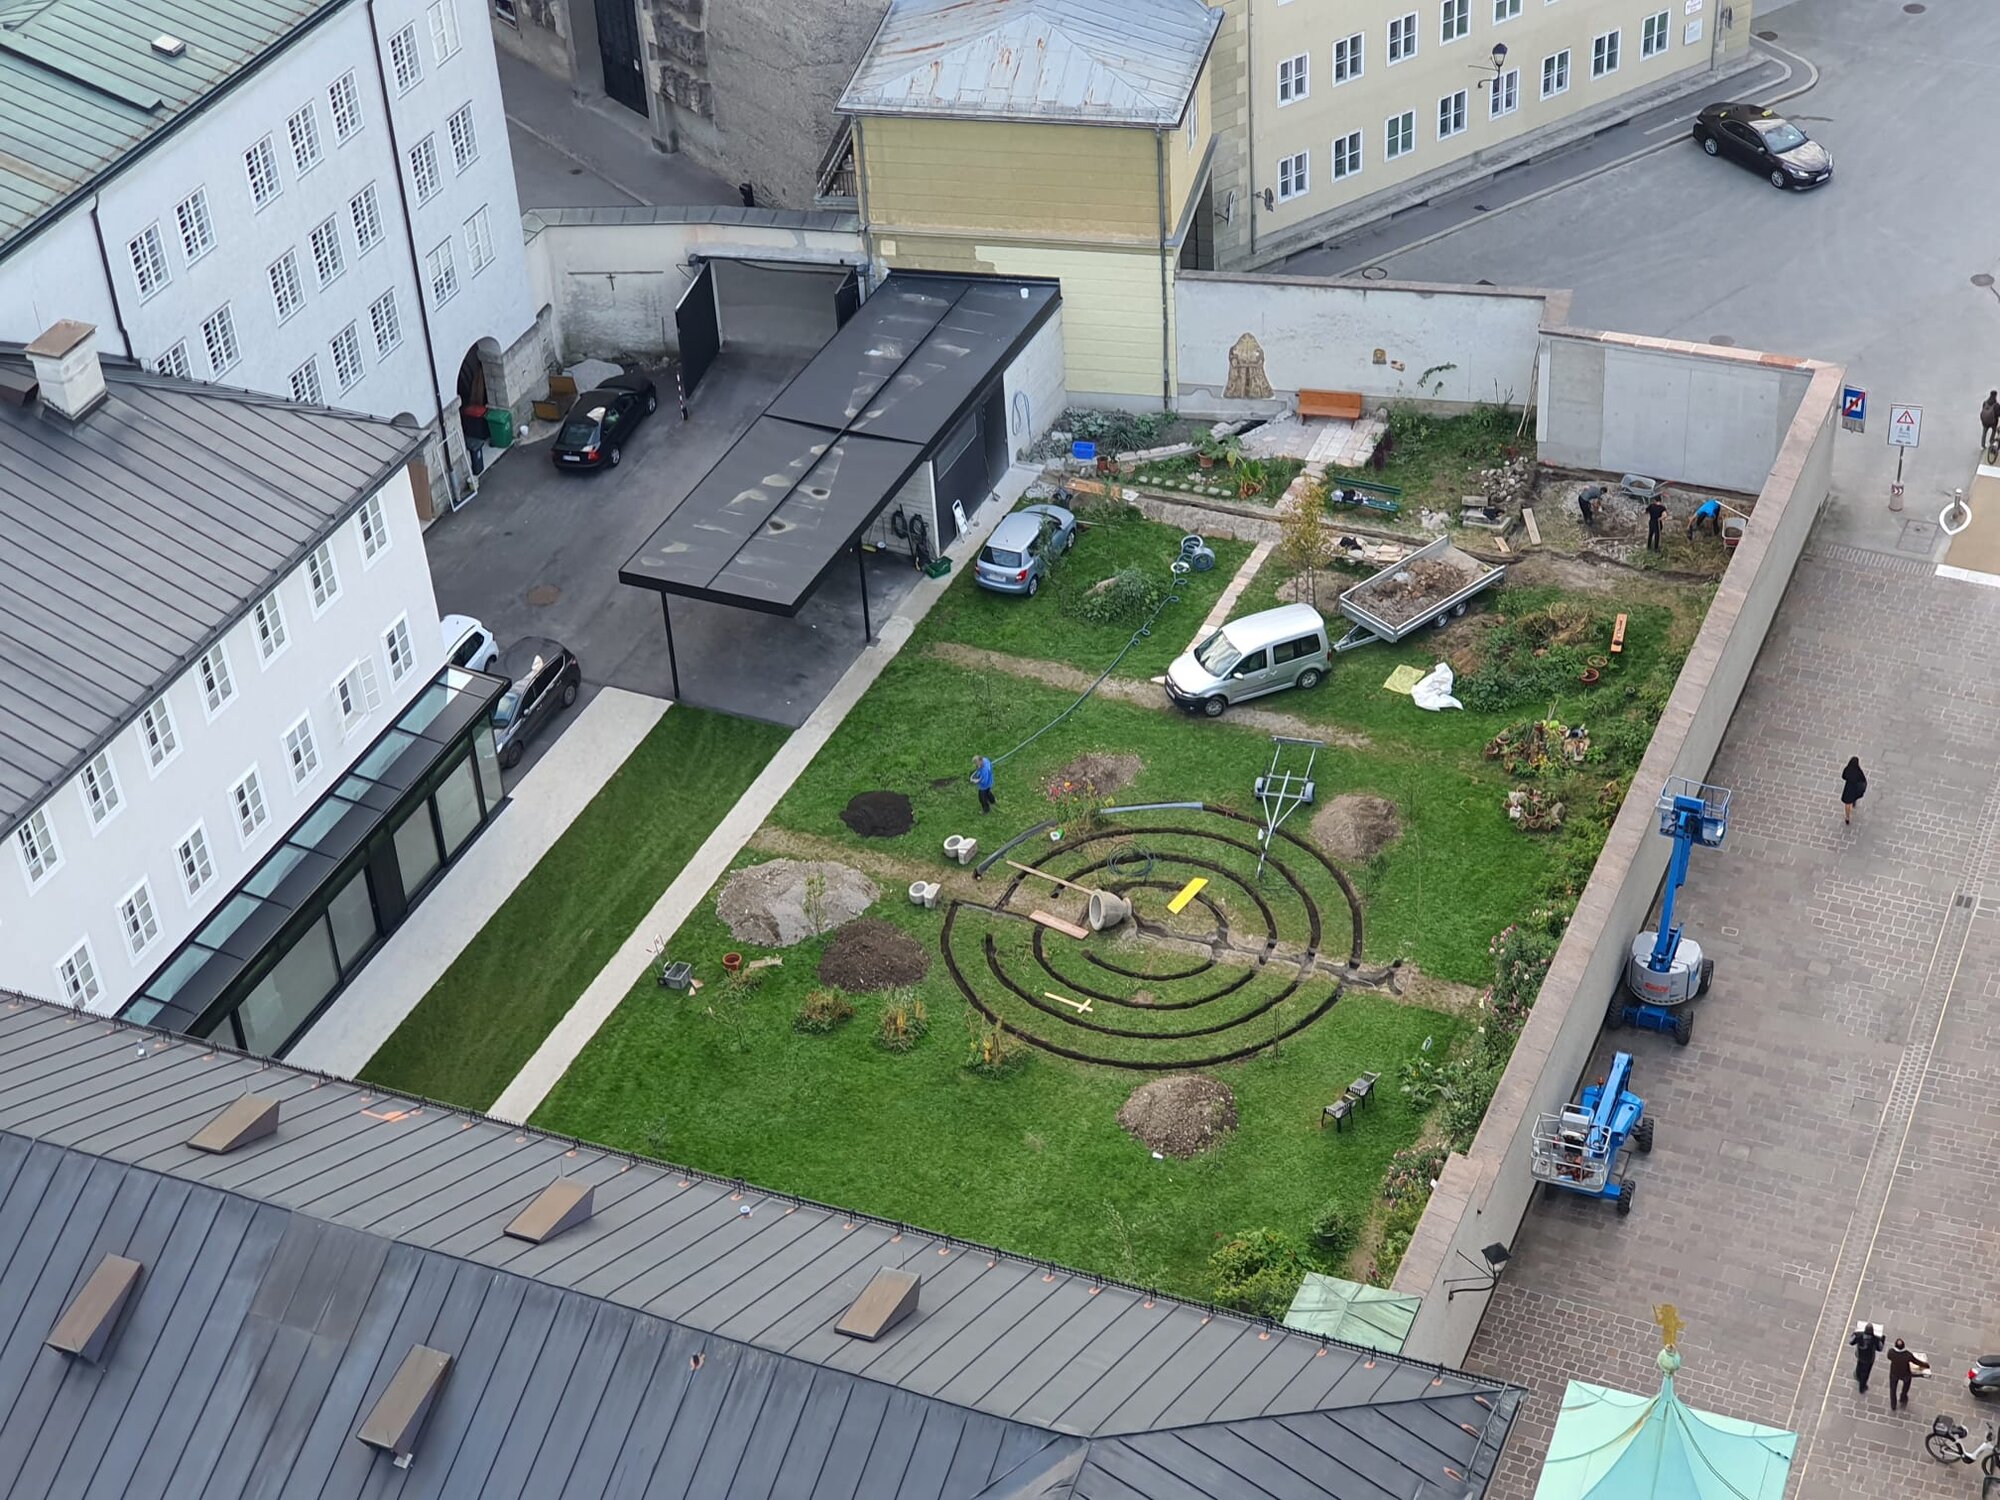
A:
[974,502,1076,596]
[1970,1355,2000,1398]
[550,372,658,470]
[442,614,500,673]
[1691,104,1832,189]
[1164,603,1330,718]
[492,637,583,767]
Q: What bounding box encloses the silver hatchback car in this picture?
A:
[974,503,1076,596]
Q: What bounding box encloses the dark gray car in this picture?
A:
[492,637,583,767]
[1692,104,1831,189]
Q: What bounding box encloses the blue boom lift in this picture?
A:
[1607,778,1731,1046]
[1530,1050,1652,1216]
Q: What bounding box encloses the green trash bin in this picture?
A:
[484,406,515,449]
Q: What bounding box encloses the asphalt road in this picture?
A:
[1285,0,2000,553]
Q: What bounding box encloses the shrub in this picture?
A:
[1370,1196,1428,1285]
[1207,1228,1308,1319]
[1589,713,1655,772]
[1309,1202,1358,1255]
[1069,564,1163,626]
[964,1015,1029,1076]
[1445,1063,1502,1151]
[794,988,855,1034]
[1382,1143,1447,1204]
[1062,408,1174,455]
[877,992,929,1052]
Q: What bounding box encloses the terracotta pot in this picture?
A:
[722,952,743,974]
[1580,668,1601,685]
[1198,454,1215,469]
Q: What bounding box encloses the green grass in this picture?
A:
[359,706,790,1109]
[1127,454,1307,507]
[1325,405,1526,515]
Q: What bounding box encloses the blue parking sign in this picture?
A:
[1841,386,1866,432]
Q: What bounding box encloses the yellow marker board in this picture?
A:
[1166,877,1208,915]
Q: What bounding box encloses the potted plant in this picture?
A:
[1196,432,1242,470]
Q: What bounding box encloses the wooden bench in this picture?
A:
[1610,613,1629,655]
[1298,389,1366,422]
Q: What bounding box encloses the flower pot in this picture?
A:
[722,952,743,974]
[1198,454,1215,470]
[1580,668,1601,685]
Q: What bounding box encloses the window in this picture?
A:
[369,290,403,355]
[336,659,382,733]
[429,0,461,62]
[269,249,305,323]
[284,714,321,785]
[1541,49,1570,97]
[1440,0,1468,43]
[1439,88,1468,138]
[1494,0,1520,20]
[329,70,364,141]
[331,323,365,391]
[287,102,323,173]
[154,341,192,380]
[351,183,385,253]
[1277,54,1309,104]
[495,0,518,24]
[201,305,239,376]
[464,207,494,273]
[425,239,459,304]
[1388,13,1417,62]
[1490,66,1520,116]
[138,696,179,772]
[232,767,269,842]
[1333,33,1363,82]
[56,941,99,1007]
[1642,11,1670,55]
[1333,129,1363,180]
[177,824,215,899]
[198,643,236,716]
[384,616,416,681]
[175,188,216,261]
[254,591,288,662]
[289,357,323,405]
[309,216,345,287]
[357,493,390,561]
[1185,90,1198,154]
[1385,110,1415,160]
[128,224,170,299]
[17,808,61,887]
[390,24,423,91]
[1276,151,1309,202]
[245,136,282,208]
[119,881,161,958]
[409,135,442,203]
[79,751,122,827]
[1592,29,1620,77]
[447,103,478,170]
[307,541,340,612]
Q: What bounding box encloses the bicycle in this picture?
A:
[1926,1415,2000,1475]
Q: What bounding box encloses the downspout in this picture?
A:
[366,0,456,507]
[1243,0,1258,260]
[1156,127,1172,412]
[853,117,876,293]
[87,198,135,359]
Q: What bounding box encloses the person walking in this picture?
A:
[1886,1337,1928,1410]
[1840,757,1867,824]
[1849,1323,1884,1394]
[971,754,996,815]
[1645,498,1667,551]
[1980,390,1998,455]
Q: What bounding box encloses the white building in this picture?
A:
[0,0,543,516]
[0,326,511,1055]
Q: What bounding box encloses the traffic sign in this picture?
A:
[1840,385,1866,433]
[1888,405,1922,448]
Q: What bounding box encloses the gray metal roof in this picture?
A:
[0,992,1521,1497]
[0,352,420,838]
[838,0,1219,127]
[0,0,343,253]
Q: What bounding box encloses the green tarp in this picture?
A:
[1534,1372,1796,1500]
[1281,1274,1420,1353]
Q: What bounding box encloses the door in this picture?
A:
[675,261,720,401]
[1227,649,1274,699]
[834,266,861,329]
[1721,122,1761,166]
[595,0,647,116]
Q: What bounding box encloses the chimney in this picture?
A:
[24,320,108,422]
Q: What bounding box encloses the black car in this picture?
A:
[551,372,658,470]
[491,637,582,767]
[1692,104,1831,189]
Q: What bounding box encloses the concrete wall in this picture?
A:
[1001,305,1069,460]
[1539,332,1818,493]
[1392,344,1844,1368]
[1176,272,1554,408]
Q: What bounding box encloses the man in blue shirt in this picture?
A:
[1686,498,1724,540]
[972,755,996,814]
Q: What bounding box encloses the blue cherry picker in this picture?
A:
[1607,778,1731,1047]
[1530,1050,1652,1215]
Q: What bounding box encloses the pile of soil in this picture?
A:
[1117,1075,1238,1158]
[1312,794,1402,863]
[1046,752,1143,802]
[1352,558,1470,627]
[817,918,931,992]
[840,790,915,838]
[717,859,880,947]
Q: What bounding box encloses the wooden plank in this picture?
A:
[1029,910,1090,940]
[1165,878,1208,915]
[1611,612,1629,654]
[1521,506,1541,545]
[1043,992,1093,1014]
[1005,860,1095,895]
[1494,536,1512,555]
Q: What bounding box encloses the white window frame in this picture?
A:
[335,658,383,736]
[447,102,479,171]
[429,0,462,63]
[175,188,215,262]
[1385,111,1415,161]
[306,541,341,614]
[78,750,123,830]
[177,821,216,903]
[1439,88,1469,138]
[1277,53,1309,105]
[269,249,305,323]
[1642,10,1670,56]
[284,713,322,787]
[390,24,424,91]
[231,766,270,845]
[138,695,180,775]
[201,304,239,377]
[287,102,324,175]
[155,341,192,380]
[309,216,346,288]
[1494,0,1521,21]
[1592,29,1620,77]
[370,290,403,356]
[244,136,283,209]
[329,70,364,142]
[409,135,442,204]
[1491,66,1520,116]
[425,238,459,305]
[128,224,171,300]
[384,615,416,683]
[1276,151,1309,202]
[289,356,323,406]
[1333,33,1364,83]
[1388,13,1418,63]
[331,323,365,391]
[16,807,62,889]
[1333,129,1363,180]
[1440,0,1469,44]
[198,642,237,719]
[351,183,385,253]
[357,493,391,564]
[1542,49,1570,97]
[56,939,99,1008]
[464,207,494,274]
[118,879,162,960]
[254,591,289,664]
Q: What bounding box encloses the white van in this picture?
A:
[1164,603,1331,718]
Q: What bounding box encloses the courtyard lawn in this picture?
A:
[1325,404,1526,516]
[359,705,789,1110]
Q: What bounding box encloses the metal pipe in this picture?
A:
[1155,127,1172,411]
[1243,0,1258,260]
[86,197,135,359]
[660,593,681,700]
[857,546,872,640]
[853,117,875,286]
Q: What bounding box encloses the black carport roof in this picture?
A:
[620,273,1060,616]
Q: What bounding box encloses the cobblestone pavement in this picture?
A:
[1469,544,2000,1499]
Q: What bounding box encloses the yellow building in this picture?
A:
[835,0,1221,405]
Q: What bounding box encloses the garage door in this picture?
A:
[931,387,1007,547]
[675,262,720,401]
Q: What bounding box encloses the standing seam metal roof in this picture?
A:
[0,991,1521,1498]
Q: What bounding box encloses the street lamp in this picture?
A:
[1475,42,1508,85]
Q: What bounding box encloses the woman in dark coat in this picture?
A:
[1841,757,1867,824]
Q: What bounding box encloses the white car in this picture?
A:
[442,613,501,674]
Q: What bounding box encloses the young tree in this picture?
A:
[1276,480,1337,605]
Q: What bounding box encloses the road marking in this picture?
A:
[1643,111,1698,136]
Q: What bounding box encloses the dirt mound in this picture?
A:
[1117,1075,1238,1158]
[1312,794,1402,863]
[817,918,931,992]
[840,790,914,838]
[1047,752,1143,801]
[1350,558,1471,627]
[717,859,879,947]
